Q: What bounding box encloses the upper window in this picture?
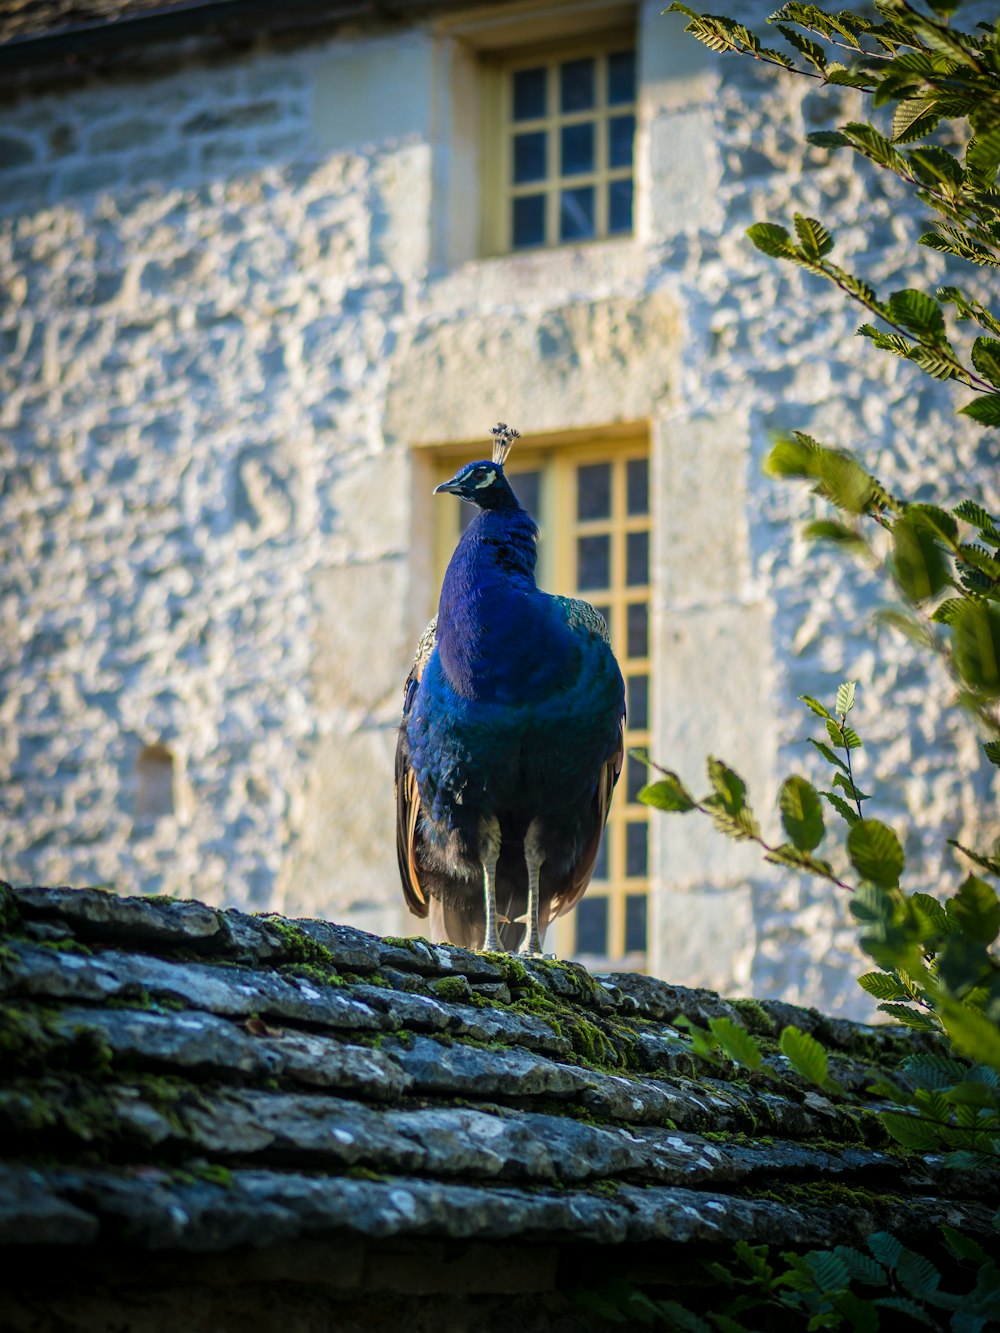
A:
[488,38,636,253]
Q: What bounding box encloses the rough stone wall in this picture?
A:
[0,2,996,1015]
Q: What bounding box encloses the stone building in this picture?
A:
[0,0,995,1016]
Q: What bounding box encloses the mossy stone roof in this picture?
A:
[1,882,996,1259]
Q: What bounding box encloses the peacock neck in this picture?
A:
[435,507,571,701]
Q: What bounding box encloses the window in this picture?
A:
[486,37,636,253]
[432,432,651,969]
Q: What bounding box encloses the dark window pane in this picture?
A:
[625,893,647,952]
[510,469,541,520]
[513,67,546,120]
[561,121,594,176]
[609,114,634,168]
[628,673,648,729]
[560,185,595,241]
[512,194,545,248]
[626,602,648,658]
[561,57,594,112]
[626,530,648,586]
[576,896,608,954]
[626,821,648,877]
[591,830,609,881]
[513,131,546,183]
[609,178,633,234]
[577,462,611,520]
[577,534,610,590]
[626,753,646,802]
[627,457,648,514]
[608,50,635,105]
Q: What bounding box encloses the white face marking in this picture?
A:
[473,468,497,489]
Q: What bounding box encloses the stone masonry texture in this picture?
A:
[0,1,997,1018]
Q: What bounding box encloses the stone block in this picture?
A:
[384,291,679,445]
[652,602,775,886]
[653,884,755,995]
[654,411,751,606]
[312,35,432,153]
[648,107,721,238]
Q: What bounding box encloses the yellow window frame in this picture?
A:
[429,429,651,969]
[480,30,637,256]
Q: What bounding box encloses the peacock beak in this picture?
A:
[434,475,463,496]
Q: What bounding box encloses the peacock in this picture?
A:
[395,423,626,955]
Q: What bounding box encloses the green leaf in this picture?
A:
[952,601,1000,696]
[937,999,1000,1074]
[929,598,966,625]
[802,519,868,551]
[806,130,850,148]
[867,1233,902,1270]
[877,1003,939,1031]
[847,820,905,888]
[892,97,940,143]
[857,971,909,1000]
[895,1249,941,1299]
[747,222,797,259]
[835,682,856,716]
[971,337,1000,387]
[779,1025,829,1087]
[800,694,833,721]
[953,499,1000,543]
[899,1053,968,1089]
[959,393,1000,426]
[941,1224,989,1264]
[892,512,951,602]
[967,125,1000,179]
[793,213,834,259]
[638,775,697,813]
[947,874,1000,945]
[984,741,1000,768]
[874,608,934,647]
[707,757,748,814]
[823,790,860,825]
[908,504,959,545]
[807,738,848,771]
[709,1016,763,1071]
[887,288,946,338]
[880,1109,942,1150]
[779,775,825,851]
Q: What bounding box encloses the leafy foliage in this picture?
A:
[629,0,1000,1325]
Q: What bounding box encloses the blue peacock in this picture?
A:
[395,423,626,955]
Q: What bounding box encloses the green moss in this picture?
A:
[256,916,343,976]
[381,935,425,953]
[0,882,21,938]
[36,936,93,956]
[190,1162,234,1188]
[429,976,472,1003]
[345,1165,388,1182]
[731,999,776,1036]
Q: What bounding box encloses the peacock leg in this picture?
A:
[521,818,547,957]
[479,815,502,952]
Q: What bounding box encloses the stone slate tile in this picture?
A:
[0,1164,99,1247]
[13,886,224,948]
[384,1034,590,1100]
[599,973,739,1024]
[49,1007,408,1098]
[349,983,567,1054]
[4,942,385,1034]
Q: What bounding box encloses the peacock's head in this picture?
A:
[433,423,522,512]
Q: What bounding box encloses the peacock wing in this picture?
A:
[544,712,625,925]
[394,617,437,919]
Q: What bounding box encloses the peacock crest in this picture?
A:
[490,422,521,467]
